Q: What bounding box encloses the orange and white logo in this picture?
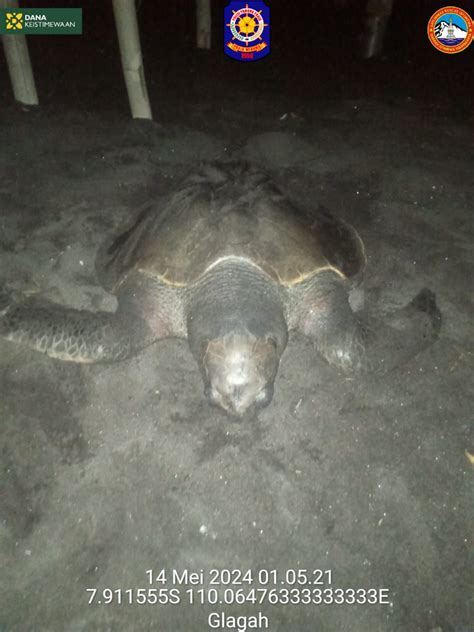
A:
[427,6,473,54]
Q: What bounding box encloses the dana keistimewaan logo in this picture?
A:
[5,12,23,30]
[427,5,473,53]
[1,9,82,35]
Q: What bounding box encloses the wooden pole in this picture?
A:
[196,0,211,49]
[112,0,152,119]
[361,0,394,59]
[1,0,39,107]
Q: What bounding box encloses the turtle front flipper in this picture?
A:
[295,276,441,374]
[0,292,150,363]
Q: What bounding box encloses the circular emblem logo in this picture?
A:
[427,6,473,54]
[228,5,266,44]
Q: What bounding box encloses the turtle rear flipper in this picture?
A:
[359,288,441,374]
[0,295,150,363]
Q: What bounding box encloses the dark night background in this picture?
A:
[1,1,473,116]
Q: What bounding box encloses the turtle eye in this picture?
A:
[255,384,274,408]
[265,335,278,349]
[204,384,215,401]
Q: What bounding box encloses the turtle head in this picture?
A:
[202,332,280,417]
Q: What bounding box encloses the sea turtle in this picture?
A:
[0,162,441,416]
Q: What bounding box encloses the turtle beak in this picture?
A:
[229,384,275,417]
[225,385,251,417]
[205,383,274,418]
[224,385,243,415]
[205,384,248,417]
